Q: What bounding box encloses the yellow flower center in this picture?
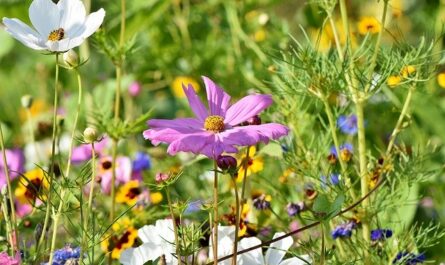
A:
[204,115,225,132]
[48,28,65,41]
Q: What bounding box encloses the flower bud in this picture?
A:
[246,115,261,125]
[155,172,170,184]
[128,81,142,97]
[83,127,98,144]
[216,155,237,171]
[21,94,33,109]
[63,49,79,67]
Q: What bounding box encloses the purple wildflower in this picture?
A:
[43,244,81,265]
[393,252,426,265]
[253,194,271,210]
[286,202,305,217]
[371,228,393,241]
[0,148,24,189]
[332,221,357,239]
[71,137,108,164]
[143,76,289,159]
[337,114,358,135]
[132,152,151,172]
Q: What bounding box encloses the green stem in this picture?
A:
[240,147,251,202]
[356,100,370,249]
[119,0,126,48]
[0,123,17,251]
[109,141,118,223]
[37,53,60,258]
[47,190,66,265]
[320,223,325,265]
[1,193,14,255]
[231,176,240,265]
[322,99,357,200]
[386,85,415,156]
[26,109,40,163]
[166,186,181,264]
[80,142,96,265]
[65,71,83,178]
[212,160,219,265]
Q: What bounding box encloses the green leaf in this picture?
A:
[313,194,331,215]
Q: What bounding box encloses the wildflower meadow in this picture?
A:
[1,0,445,264]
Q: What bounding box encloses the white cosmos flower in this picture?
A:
[120,219,178,265]
[210,226,311,265]
[2,0,105,52]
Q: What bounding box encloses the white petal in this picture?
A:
[238,237,265,265]
[209,226,236,265]
[265,232,294,265]
[57,0,86,37]
[2,18,45,50]
[29,0,60,37]
[119,243,164,265]
[75,8,105,39]
[45,37,85,52]
[279,255,312,265]
[138,224,161,244]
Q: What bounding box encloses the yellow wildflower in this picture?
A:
[401,65,416,78]
[101,226,138,259]
[357,16,381,35]
[171,76,200,98]
[116,180,141,206]
[150,192,163,204]
[437,72,445,88]
[236,146,263,182]
[15,168,48,204]
[387,75,402,88]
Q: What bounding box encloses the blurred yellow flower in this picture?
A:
[401,65,416,78]
[254,29,266,42]
[19,99,48,121]
[171,76,200,98]
[116,180,141,206]
[236,146,263,182]
[437,72,445,88]
[15,168,48,204]
[101,226,137,259]
[387,75,402,88]
[150,192,163,204]
[357,16,381,35]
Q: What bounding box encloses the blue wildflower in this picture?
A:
[185,200,203,214]
[393,252,426,264]
[330,173,340,185]
[253,194,271,210]
[42,244,81,265]
[132,151,151,172]
[370,228,393,241]
[332,221,357,239]
[337,114,358,135]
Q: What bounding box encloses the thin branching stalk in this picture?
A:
[0,123,17,251]
[231,176,240,265]
[386,84,416,156]
[212,160,219,265]
[1,193,14,255]
[239,147,251,202]
[47,189,66,265]
[166,186,181,264]
[322,98,357,200]
[80,142,97,265]
[65,70,83,179]
[37,53,60,258]
[320,223,325,265]
[207,179,386,265]
[26,109,40,163]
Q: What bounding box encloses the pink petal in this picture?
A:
[148,118,202,130]
[143,127,203,145]
[167,132,214,156]
[224,94,273,126]
[220,123,289,147]
[203,76,231,116]
[183,83,208,121]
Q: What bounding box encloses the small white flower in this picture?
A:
[2,0,105,52]
[210,226,311,265]
[120,219,178,265]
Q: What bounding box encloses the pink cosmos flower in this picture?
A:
[71,137,108,164]
[0,149,24,189]
[143,76,288,159]
[0,251,21,265]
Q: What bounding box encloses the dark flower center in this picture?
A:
[25,178,43,201]
[204,115,225,132]
[126,187,141,199]
[48,28,65,41]
[102,160,113,170]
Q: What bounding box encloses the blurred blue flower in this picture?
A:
[332,221,357,239]
[371,228,393,241]
[132,152,151,172]
[42,244,81,265]
[185,200,203,214]
[329,143,353,157]
[393,252,425,264]
[286,202,304,217]
[337,115,358,135]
